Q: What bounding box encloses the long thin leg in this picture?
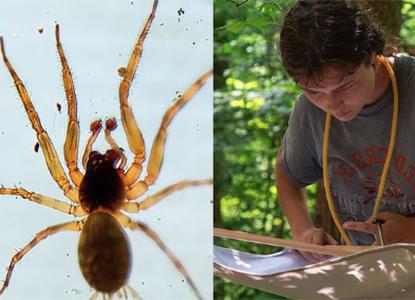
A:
[0,187,85,216]
[119,0,159,186]
[0,37,79,204]
[0,220,84,295]
[115,213,204,300]
[55,24,83,187]
[126,70,213,198]
[123,179,212,210]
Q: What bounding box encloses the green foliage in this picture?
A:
[214,0,297,299]
[401,0,415,45]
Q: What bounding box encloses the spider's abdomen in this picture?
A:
[79,155,126,213]
[78,211,131,293]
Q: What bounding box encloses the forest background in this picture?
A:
[213,0,415,299]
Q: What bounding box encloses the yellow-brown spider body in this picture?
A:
[0,0,212,298]
[78,211,131,294]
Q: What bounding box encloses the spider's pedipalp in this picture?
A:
[119,0,159,187]
[82,120,102,170]
[0,187,85,216]
[55,24,84,188]
[0,220,84,295]
[122,179,212,213]
[115,212,204,300]
[104,118,127,171]
[0,35,79,204]
[125,69,213,200]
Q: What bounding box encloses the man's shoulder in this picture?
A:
[394,54,415,76]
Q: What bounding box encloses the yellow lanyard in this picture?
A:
[322,55,399,246]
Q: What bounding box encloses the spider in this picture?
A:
[0,0,212,298]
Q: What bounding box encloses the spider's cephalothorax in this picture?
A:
[79,149,126,213]
[0,0,212,298]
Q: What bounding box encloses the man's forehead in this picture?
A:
[298,65,357,89]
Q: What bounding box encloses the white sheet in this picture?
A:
[214,244,415,299]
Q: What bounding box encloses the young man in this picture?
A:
[276,0,415,261]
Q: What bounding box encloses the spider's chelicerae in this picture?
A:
[0,0,211,298]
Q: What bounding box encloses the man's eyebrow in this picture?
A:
[300,77,355,92]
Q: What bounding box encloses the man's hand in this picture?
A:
[293,227,338,261]
[343,212,415,245]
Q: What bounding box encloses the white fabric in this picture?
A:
[214,244,415,299]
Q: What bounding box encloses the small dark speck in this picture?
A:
[65,291,68,294]
[205,38,209,41]
[119,53,122,57]
[178,18,181,23]
[181,280,185,283]
[67,274,70,278]
[66,253,70,256]
[178,8,185,16]
[160,23,165,26]
[1,131,4,135]
[210,200,213,204]
[141,281,145,285]
[192,42,196,45]
[185,28,189,31]
[131,1,134,4]
[169,284,173,288]
[157,217,161,221]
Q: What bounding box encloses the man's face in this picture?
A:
[298,59,378,122]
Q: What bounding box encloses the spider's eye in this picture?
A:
[88,151,102,166]
[89,151,100,160]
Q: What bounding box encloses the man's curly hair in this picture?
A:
[279,0,385,83]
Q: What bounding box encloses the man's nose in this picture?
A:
[326,94,343,112]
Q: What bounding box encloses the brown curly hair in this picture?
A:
[279,0,385,83]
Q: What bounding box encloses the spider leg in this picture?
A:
[0,187,85,216]
[119,0,159,186]
[126,70,213,200]
[122,179,212,211]
[124,284,141,299]
[115,213,204,300]
[0,37,79,204]
[55,24,83,187]
[0,219,84,295]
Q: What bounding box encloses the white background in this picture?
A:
[0,0,212,299]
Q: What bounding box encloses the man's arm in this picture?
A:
[275,150,337,261]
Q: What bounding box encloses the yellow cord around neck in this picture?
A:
[322,55,399,246]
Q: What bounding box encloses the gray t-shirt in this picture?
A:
[280,54,415,245]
